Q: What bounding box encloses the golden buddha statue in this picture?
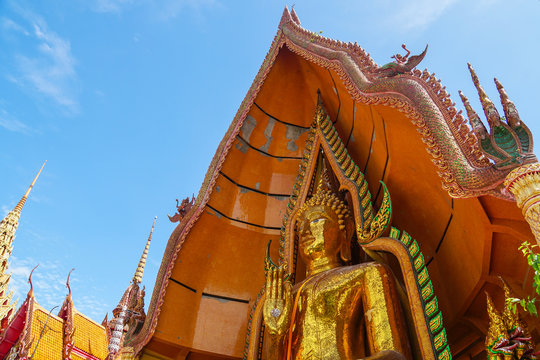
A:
[263,183,411,360]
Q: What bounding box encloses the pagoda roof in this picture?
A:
[129,8,537,359]
[0,278,108,360]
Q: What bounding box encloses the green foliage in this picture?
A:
[507,242,540,316]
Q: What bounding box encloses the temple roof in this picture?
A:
[130,7,537,359]
[0,270,108,360]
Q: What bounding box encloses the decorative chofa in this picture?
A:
[505,163,540,246]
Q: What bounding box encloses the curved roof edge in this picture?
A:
[129,7,524,355]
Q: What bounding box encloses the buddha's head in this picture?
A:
[296,187,353,273]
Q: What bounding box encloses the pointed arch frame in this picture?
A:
[244,103,451,360]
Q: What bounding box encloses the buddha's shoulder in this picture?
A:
[300,262,390,291]
[331,261,390,282]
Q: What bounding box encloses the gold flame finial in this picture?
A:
[14,161,46,213]
[132,216,157,284]
[486,292,506,347]
[467,63,501,127]
[494,78,521,127]
[499,278,527,335]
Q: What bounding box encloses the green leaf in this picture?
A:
[526,301,538,316]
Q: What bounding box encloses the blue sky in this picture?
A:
[1,0,539,321]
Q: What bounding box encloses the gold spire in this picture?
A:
[0,162,46,271]
[0,163,45,326]
[467,63,501,127]
[486,292,506,347]
[494,78,521,127]
[132,216,156,284]
[459,90,488,140]
[13,161,46,213]
[499,279,528,335]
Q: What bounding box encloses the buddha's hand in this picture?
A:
[263,267,293,337]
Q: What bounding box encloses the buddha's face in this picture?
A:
[297,205,342,264]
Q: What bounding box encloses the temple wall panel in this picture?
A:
[430,198,487,322]
[220,140,299,196]
[254,47,340,128]
[155,211,280,357]
[489,232,530,280]
[374,105,454,259]
[343,103,375,177]
[241,106,309,159]
[209,174,288,229]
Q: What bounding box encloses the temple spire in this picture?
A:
[13,161,46,214]
[0,162,46,329]
[0,161,46,272]
[132,216,156,285]
[107,217,156,359]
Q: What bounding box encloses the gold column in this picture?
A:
[504,163,540,245]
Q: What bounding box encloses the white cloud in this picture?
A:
[18,21,77,111]
[8,257,63,308]
[1,17,30,36]
[0,108,30,133]
[386,0,460,31]
[1,205,11,217]
[7,256,109,321]
[7,9,79,113]
[91,0,220,20]
[152,0,220,20]
[93,0,134,13]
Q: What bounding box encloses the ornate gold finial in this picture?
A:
[486,292,507,348]
[459,90,488,140]
[467,63,501,127]
[494,78,521,128]
[13,161,46,213]
[315,91,326,127]
[132,216,157,284]
[500,279,531,337]
[500,279,517,330]
[498,279,537,359]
